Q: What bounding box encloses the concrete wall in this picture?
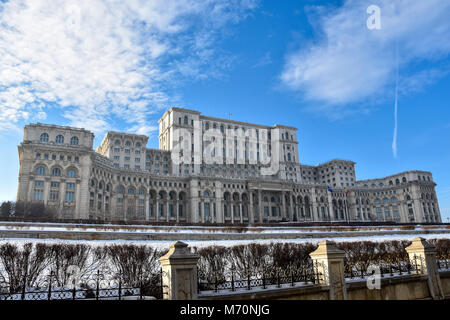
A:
[199,271,450,300]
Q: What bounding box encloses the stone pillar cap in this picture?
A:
[310,240,345,258]
[406,237,436,251]
[159,241,199,264]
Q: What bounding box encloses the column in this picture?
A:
[145,196,149,220]
[258,190,263,223]
[43,177,50,206]
[310,240,347,300]
[327,192,333,221]
[405,237,444,300]
[159,241,200,300]
[249,193,254,224]
[166,198,170,222]
[239,202,243,223]
[176,200,180,222]
[218,200,223,223]
[156,198,159,222]
[281,191,286,220]
[231,202,234,224]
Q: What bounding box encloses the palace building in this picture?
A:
[16,107,442,224]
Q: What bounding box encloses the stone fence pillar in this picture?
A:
[309,240,347,300]
[405,237,444,300]
[159,241,200,300]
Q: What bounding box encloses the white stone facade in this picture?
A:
[17,107,442,223]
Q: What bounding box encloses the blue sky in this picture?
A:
[0,0,450,221]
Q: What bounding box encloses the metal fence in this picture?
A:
[197,261,323,293]
[437,259,450,270]
[343,254,429,280]
[0,269,165,301]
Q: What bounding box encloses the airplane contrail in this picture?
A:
[392,44,399,158]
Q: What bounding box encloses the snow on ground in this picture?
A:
[0,221,448,234]
[1,233,450,250]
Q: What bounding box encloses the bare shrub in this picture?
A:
[101,244,163,287]
[197,246,230,285]
[49,244,98,287]
[0,243,52,293]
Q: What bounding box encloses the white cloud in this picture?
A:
[280,0,450,113]
[252,52,272,68]
[0,0,257,135]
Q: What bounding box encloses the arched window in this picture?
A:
[375,199,381,205]
[395,179,400,185]
[115,140,121,145]
[70,136,79,145]
[406,195,411,201]
[128,188,135,194]
[117,186,124,194]
[52,168,61,176]
[136,142,141,148]
[40,133,49,142]
[205,122,209,130]
[204,191,210,198]
[125,141,131,147]
[36,166,46,175]
[402,177,407,183]
[184,116,188,125]
[56,135,64,144]
[391,197,397,203]
[139,188,145,195]
[67,169,76,177]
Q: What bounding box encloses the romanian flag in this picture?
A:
[327,186,333,193]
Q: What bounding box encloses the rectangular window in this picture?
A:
[49,191,59,201]
[65,191,75,202]
[271,206,277,217]
[51,182,60,188]
[34,189,43,201]
[35,181,44,187]
[66,183,75,189]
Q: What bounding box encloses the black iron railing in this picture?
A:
[343,254,426,280]
[437,259,450,270]
[0,269,165,301]
[197,261,323,293]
